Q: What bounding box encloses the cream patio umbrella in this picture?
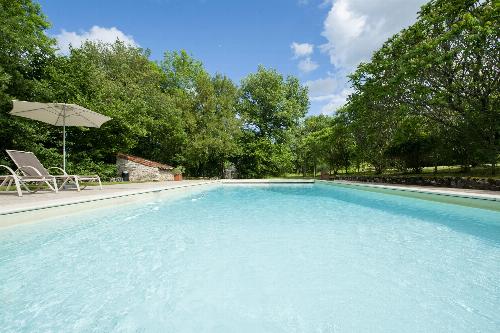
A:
[10,101,112,172]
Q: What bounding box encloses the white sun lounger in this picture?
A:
[0,164,58,197]
[5,150,102,195]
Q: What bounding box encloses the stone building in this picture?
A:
[116,153,174,181]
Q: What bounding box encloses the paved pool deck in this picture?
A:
[0,180,216,216]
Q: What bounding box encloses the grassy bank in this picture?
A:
[286,165,500,180]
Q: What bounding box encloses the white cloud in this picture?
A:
[306,76,349,114]
[305,77,337,99]
[320,88,352,114]
[55,26,138,54]
[306,0,426,114]
[298,58,319,73]
[321,0,426,69]
[290,42,314,58]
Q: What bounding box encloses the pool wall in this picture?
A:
[1,179,498,228]
[0,182,218,228]
[318,180,500,211]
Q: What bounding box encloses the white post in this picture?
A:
[63,106,66,172]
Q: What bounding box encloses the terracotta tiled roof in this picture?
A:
[117,153,173,170]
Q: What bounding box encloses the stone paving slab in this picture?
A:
[0,180,216,215]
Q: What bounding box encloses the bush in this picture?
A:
[67,159,117,181]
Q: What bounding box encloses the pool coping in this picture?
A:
[317,180,500,211]
[0,181,219,216]
[2,179,498,227]
[0,179,315,227]
[222,179,315,184]
[0,179,313,215]
[318,180,500,201]
[3,179,497,214]
[0,181,219,227]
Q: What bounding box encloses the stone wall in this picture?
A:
[116,157,166,182]
[159,169,174,181]
[332,175,500,191]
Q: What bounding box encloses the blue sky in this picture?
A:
[38,0,426,115]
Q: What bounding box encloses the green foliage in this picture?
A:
[68,159,117,181]
[0,0,56,166]
[0,0,55,99]
[237,66,309,177]
[3,0,495,180]
[385,118,435,173]
[340,0,499,175]
[0,1,309,179]
[160,51,242,176]
[172,166,185,175]
[295,115,331,176]
[36,41,178,171]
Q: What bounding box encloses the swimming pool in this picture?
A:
[1,183,499,332]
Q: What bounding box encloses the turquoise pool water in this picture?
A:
[1,184,499,332]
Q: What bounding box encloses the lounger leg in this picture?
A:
[41,177,58,193]
[75,177,81,192]
[53,178,58,193]
[42,181,50,192]
[4,177,23,196]
[14,177,22,197]
[58,177,70,191]
[20,181,32,193]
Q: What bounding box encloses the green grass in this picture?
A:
[285,165,500,180]
[345,165,500,179]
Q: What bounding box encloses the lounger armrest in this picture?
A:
[0,164,18,176]
[48,166,68,175]
[16,165,44,177]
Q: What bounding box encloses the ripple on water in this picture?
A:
[0,184,499,332]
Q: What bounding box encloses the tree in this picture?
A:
[37,41,179,177]
[399,0,499,173]
[340,0,499,175]
[238,66,309,177]
[161,51,242,177]
[385,117,435,173]
[296,115,331,176]
[0,0,56,165]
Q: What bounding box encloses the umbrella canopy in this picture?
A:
[10,101,111,127]
[10,101,112,171]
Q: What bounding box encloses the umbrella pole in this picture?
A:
[63,107,66,172]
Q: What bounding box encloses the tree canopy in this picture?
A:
[1,0,497,179]
[0,1,308,178]
[340,0,499,175]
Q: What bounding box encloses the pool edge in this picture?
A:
[0,181,219,228]
[317,180,500,211]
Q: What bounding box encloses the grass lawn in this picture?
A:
[286,165,500,180]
